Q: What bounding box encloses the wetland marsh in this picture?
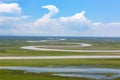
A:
[0,36,120,80]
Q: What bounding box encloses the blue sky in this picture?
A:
[0,0,120,36]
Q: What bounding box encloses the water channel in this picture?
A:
[0,66,120,80]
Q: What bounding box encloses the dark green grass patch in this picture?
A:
[0,59,120,68]
[0,70,89,80]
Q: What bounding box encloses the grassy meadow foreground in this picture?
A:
[1,59,120,80]
[0,37,120,80]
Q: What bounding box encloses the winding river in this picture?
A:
[21,46,120,52]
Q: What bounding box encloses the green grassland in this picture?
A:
[0,39,120,56]
[0,59,120,68]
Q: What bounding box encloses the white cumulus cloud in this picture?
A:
[0,2,21,14]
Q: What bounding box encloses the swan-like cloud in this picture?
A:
[34,5,91,33]
[42,5,59,18]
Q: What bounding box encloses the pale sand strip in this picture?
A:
[0,56,120,60]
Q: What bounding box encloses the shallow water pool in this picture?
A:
[0,66,120,80]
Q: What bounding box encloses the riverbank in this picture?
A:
[0,69,87,80]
